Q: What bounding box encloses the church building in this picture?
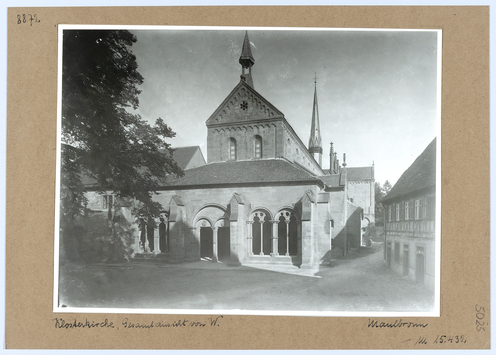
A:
[82,31,375,268]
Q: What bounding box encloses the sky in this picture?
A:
[128,27,440,185]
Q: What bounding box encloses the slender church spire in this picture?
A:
[308,74,323,166]
[239,31,255,88]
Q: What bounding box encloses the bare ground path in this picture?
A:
[58,244,435,312]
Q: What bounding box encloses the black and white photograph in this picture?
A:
[55,26,441,316]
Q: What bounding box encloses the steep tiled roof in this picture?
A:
[347,166,374,181]
[171,146,205,170]
[382,138,436,203]
[157,159,323,188]
[82,146,204,188]
[319,174,342,188]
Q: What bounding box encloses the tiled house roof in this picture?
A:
[346,167,374,181]
[382,138,436,203]
[157,158,324,189]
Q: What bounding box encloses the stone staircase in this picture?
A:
[243,254,298,266]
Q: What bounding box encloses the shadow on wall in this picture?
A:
[290,255,302,267]
[168,220,190,263]
[332,207,363,254]
[320,249,332,265]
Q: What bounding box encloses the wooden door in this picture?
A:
[416,253,425,284]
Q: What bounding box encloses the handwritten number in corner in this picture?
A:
[475,304,486,332]
[16,14,40,26]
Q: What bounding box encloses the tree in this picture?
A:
[374,181,393,226]
[60,30,182,260]
[382,180,393,196]
[375,182,385,203]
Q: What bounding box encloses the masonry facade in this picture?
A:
[82,31,376,268]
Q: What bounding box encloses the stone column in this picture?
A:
[212,227,218,262]
[259,221,264,256]
[271,220,279,256]
[154,226,160,254]
[193,227,200,260]
[134,231,141,253]
[285,220,290,256]
[246,221,253,256]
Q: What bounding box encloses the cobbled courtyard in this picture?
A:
[58,244,435,313]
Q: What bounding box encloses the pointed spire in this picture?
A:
[239,31,255,88]
[239,31,255,68]
[329,142,335,174]
[308,74,323,166]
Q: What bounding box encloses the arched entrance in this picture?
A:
[198,219,213,260]
[193,205,230,262]
[159,211,169,253]
[251,210,272,255]
[386,242,392,268]
[361,217,370,246]
[216,218,230,262]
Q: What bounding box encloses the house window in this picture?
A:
[229,138,237,160]
[102,195,113,209]
[415,199,420,219]
[254,135,262,158]
[396,203,400,221]
[394,242,400,262]
[405,201,410,220]
[388,205,392,222]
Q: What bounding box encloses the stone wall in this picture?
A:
[207,120,323,175]
[79,183,353,268]
[150,184,331,267]
[207,122,278,163]
[347,180,375,223]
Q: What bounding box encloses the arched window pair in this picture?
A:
[228,135,263,160]
[249,209,299,257]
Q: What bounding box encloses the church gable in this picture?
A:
[206,81,284,126]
